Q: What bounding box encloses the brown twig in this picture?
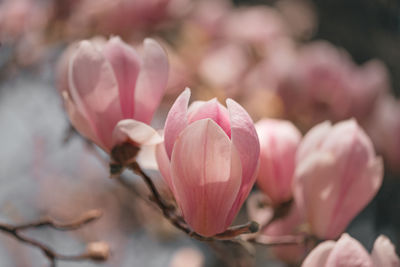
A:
[0,209,108,267]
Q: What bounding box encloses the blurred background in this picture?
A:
[0,0,399,266]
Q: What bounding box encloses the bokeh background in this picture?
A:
[1,0,399,266]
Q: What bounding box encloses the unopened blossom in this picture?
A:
[294,119,383,239]
[302,234,399,267]
[255,119,301,205]
[58,37,168,152]
[156,88,259,237]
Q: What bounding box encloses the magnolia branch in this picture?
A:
[84,137,310,263]
[0,209,109,267]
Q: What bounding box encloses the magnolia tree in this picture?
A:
[1,0,400,266]
[51,36,398,266]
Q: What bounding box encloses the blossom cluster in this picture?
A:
[3,0,398,265]
[58,36,398,265]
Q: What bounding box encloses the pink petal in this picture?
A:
[164,88,190,159]
[301,241,335,267]
[171,119,242,237]
[225,98,260,224]
[133,38,169,124]
[322,122,383,239]
[112,119,162,147]
[69,40,123,151]
[295,120,383,239]
[155,142,174,196]
[294,151,339,238]
[325,234,373,267]
[103,37,141,119]
[371,235,400,267]
[136,144,159,170]
[297,121,331,162]
[57,41,78,95]
[256,119,301,205]
[187,98,231,137]
[61,91,102,148]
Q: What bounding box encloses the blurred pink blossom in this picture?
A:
[294,119,383,239]
[58,37,168,152]
[156,88,259,236]
[221,6,289,49]
[255,119,302,205]
[66,0,172,36]
[0,0,50,42]
[278,42,389,129]
[198,42,251,95]
[188,0,232,38]
[366,96,400,173]
[302,234,399,267]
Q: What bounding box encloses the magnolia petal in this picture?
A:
[187,98,231,137]
[324,156,383,239]
[294,119,383,239]
[103,37,141,119]
[164,88,190,159]
[136,144,159,170]
[321,120,375,158]
[371,235,400,267]
[325,234,373,267]
[226,98,260,223]
[256,119,301,205]
[293,151,338,238]
[69,40,123,151]
[301,241,335,267]
[57,41,79,95]
[112,119,162,147]
[155,142,174,196]
[133,38,169,124]
[61,91,103,149]
[320,121,382,239]
[297,121,331,162]
[171,119,242,237]
[187,100,207,114]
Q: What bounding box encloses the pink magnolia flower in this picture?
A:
[156,88,260,237]
[58,37,168,152]
[294,119,383,239]
[302,234,399,267]
[255,119,301,205]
